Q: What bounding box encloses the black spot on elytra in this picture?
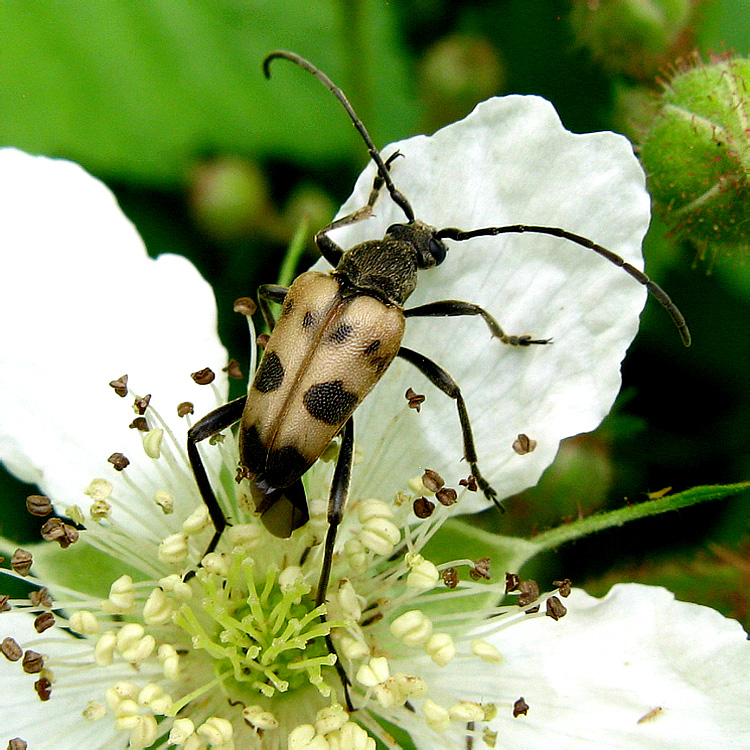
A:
[253,351,284,393]
[327,323,353,344]
[282,297,294,316]
[266,444,311,488]
[364,339,381,356]
[370,355,391,374]
[238,424,266,475]
[303,380,359,425]
[302,311,315,329]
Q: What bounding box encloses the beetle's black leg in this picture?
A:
[315,151,403,267]
[397,347,502,511]
[405,300,551,346]
[316,417,355,709]
[187,396,247,556]
[257,284,288,332]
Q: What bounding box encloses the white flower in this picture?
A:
[0,97,740,750]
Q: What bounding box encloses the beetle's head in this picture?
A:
[386,220,448,269]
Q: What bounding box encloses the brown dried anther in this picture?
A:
[108,375,128,397]
[470,557,491,581]
[518,579,540,607]
[10,549,32,577]
[177,401,194,418]
[224,359,243,380]
[545,596,567,621]
[108,453,130,471]
[513,697,529,717]
[129,417,149,432]
[512,433,537,455]
[0,595,10,612]
[29,589,52,608]
[436,487,457,506]
[25,495,52,517]
[134,394,151,415]
[191,367,215,385]
[236,465,252,483]
[554,578,572,598]
[1,637,22,662]
[234,297,257,316]
[40,518,79,549]
[459,475,478,492]
[34,612,55,633]
[209,433,225,445]
[413,496,435,519]
[441,567,459,589]
[21,650,43,674]
[421,469,444,493]
[505,572,520,593]
[34,676,52,701]
[405,387,426,412]
[256,333,270,350]
[8,738,28,750]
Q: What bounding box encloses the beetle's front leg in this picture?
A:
[187,396,247,556]
[397,347,502,511]
[405,300,550,346]
[315,151,403,266]
[257,284,288,332]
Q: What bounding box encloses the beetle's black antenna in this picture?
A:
[263,50,416,224]
[437,224,691,346]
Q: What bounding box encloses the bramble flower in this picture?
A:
[2,99,746,750]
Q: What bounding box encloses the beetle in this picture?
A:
[188,50,690,618]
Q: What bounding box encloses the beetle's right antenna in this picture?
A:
[264,50,416,224]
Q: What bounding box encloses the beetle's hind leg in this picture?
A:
[397,347,502,510]
[315,151,403,267]
[404,300,550,346]
[187,396,248,557]
[317,417,355,709]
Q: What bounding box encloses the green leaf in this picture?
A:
[0,0,413,184]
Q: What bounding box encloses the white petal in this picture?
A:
[0,149,227,535]
[405,584,750,748]
[312,97,649,509]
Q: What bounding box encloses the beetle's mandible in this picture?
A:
[187,50,691,662]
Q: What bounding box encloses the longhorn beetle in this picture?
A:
[188,50,690,637]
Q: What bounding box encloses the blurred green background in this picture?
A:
[1,0,749,626]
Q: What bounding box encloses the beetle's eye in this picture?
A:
[429,237,447,266]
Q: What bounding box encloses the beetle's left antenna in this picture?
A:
[263,50,415,224]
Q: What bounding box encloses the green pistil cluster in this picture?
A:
[174,554,346,710]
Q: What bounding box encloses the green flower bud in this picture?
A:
[640,56,750,255]
[569,0,696,80]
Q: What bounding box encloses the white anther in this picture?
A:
[168,717,195,744]
[226,523,262,552]
[449,701,486,723]
[66,504,85,525]
[471,639,503,664]
[393,673,427,698]
[94,631,117,666]
[338,633,369,660]
[159,574,193,601]
[201,551,231,576]
[138,683,172,715]
[143,587,174,626]
[243,705,279,730]
[158,533,189,564]
[155,490,174,514]
[158,643,181,681]
[355,656,390,687]
[197,716,233,746]
[425,633,456,666]
[423,699,451,731]
[327,722,376,750]
[125,714,158,749]
[357,499,394,523]
[142,428,164,459]
[69,609,99,635]
[182,504,210,535]
[117,623,155,663]
[105,681,139,710]
[390,610,433,646]
[289,725,329,750]
[279,565,306,594]
[406,557,440,591]
[90,498,112,521]
[374,679,400,709]
[315,704,348,735]
[336,580,362,621]
[82,701,107,720]
[85,478,113,501]
[344,538,367,573]
[359,517,400,555]
[104,575,135,613]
